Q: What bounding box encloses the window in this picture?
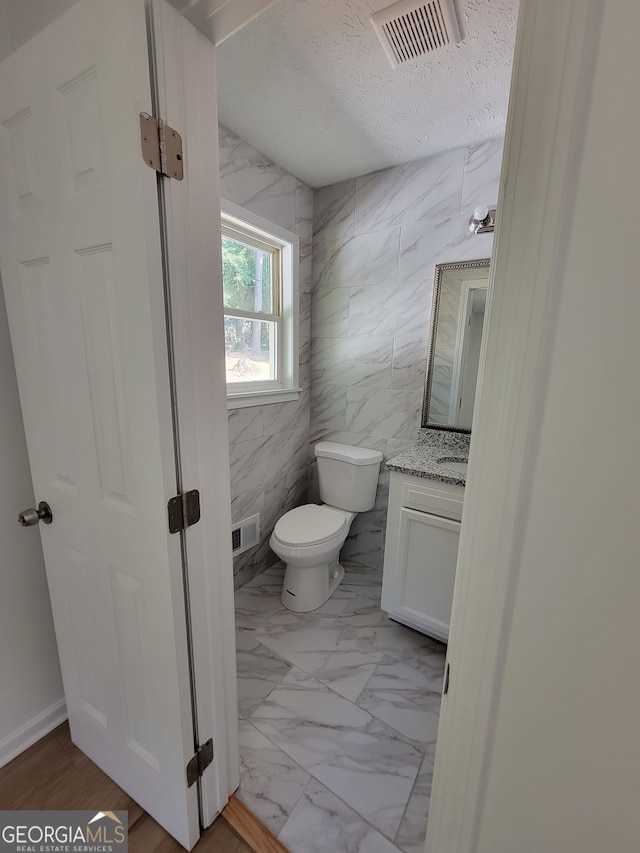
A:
[220,200,299,407]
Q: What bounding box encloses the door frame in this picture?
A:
[426,0,603,848]
[147,0,239,826]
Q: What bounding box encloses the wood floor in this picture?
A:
[0,723,252,853]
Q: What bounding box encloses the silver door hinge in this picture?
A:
[140,112,184,180]
[186,738,214,787]
[168,489,200,534]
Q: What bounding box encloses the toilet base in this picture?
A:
[281,557,345,612]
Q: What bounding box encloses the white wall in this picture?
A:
[0,281,65,767]
[428,0,640,850]
[477,3,640,847]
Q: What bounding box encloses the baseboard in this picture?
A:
[0,698,67,769]
[222,795,290,853]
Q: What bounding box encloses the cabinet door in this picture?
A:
[394,508,461,641]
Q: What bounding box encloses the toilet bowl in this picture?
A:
[270,504,355,612]
[270,441,383,612]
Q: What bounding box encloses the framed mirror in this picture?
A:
[421,258,490,432]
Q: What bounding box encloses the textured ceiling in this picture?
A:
[216,0,519,188]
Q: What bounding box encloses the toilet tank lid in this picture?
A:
[315,441,384,466]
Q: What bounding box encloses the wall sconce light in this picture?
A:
[468,204,496,234]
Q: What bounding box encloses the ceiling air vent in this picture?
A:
[371,0,462,69]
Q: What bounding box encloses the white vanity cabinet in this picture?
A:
[381,471,464,642]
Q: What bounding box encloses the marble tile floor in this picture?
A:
[234,561,447,853]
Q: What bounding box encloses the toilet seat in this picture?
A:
[272,504,348,547]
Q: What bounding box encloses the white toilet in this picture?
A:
[270,441,383,612]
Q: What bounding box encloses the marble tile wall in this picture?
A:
[220,125,313,588]
[311,138,504,567]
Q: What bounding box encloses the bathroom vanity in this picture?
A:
[382,432,468,642]
[381,258,488,642]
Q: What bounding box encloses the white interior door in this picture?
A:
[0,0,201,846]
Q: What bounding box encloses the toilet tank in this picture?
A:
[315,441,383,512]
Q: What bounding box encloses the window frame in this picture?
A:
[220,199,300,409]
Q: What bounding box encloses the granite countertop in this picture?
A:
[386,429,471,486]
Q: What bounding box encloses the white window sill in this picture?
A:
[227,388,302,410]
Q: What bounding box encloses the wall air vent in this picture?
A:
[371,0,462,69]
[231,513,260,557]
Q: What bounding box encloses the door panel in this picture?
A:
[76,244,136,512]
[0,0,199,846]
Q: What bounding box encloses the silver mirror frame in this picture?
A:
[421,257,491,433]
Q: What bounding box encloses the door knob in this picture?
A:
[19,501,53,527]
